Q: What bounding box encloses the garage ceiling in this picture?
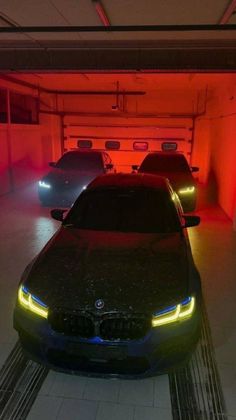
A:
[0,1,236,70]
[0,0,236,29]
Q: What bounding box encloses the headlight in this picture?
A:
[152,296,195,327]
[178,186,195,195]
[18,285,48,319]
[38,180,51,189]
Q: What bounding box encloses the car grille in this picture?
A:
[48,310,151,340]
[49,311,95,337]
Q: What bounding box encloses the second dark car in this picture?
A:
[38,149,115,206]
[136,152,199,212]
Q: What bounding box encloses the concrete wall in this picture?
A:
[209,98,236,221]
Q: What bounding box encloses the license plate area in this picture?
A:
[67,342,127,361]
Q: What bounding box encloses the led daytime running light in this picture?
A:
[18,286,48,319]
[179,296,195,318]
[152,297,195,327]
[178,186,195,194]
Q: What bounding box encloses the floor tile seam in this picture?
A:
[48,395,161,409]
[29,390,173,410]
[81,377,92,400]
[53,396,99,420]
[153,377,171,409]
[46,393,118,402]
[94,400,107,420]
[82,393,120,404]
[54,395,66,420]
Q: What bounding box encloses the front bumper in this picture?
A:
[14,304,201,378]
[38,186,84,207]
[179,193,197,213]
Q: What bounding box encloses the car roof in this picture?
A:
[87,173,171,190]
[64,150,104,155]
[144,152,187,159]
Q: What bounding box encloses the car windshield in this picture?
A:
[64,187,180,233]
[139,154,190,173]
[56,152,103,171]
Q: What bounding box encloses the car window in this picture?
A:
[139,154,190,173]
[56,152,103,171]
[64,187,181,234]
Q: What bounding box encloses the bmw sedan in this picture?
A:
[14,173,202,377]
[38,150,114,207]
[136,152,199,212]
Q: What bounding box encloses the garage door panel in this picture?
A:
[63,117,193,172]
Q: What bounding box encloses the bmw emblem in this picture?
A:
[95,299,104,310]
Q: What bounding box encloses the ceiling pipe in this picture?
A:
[44,89,145,95]
[0,74,145,96]
[219,0,236,24]
[65,123,190,128]
[0,24,236,33]
[39,109,199,118]
[92,0,110,27]
[67,135,187,140]
[0,74,39,91]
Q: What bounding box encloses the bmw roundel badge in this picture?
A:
[95,299,104,310]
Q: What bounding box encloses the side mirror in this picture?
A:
[183,215,200,228]
[191,166,199,173]
[49,162,56,168]
[105,163,113,170]
[50,209,66,222]
[132,165,139,171]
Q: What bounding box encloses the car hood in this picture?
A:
[25,228,190,315]
[42,168,103,187]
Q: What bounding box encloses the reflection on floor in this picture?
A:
[0,185,235,419]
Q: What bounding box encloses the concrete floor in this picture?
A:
[0,183,235,419]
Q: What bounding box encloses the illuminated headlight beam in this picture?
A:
[152,296,195,327]
[38,181,51,189]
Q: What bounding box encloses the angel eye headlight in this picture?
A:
[152,296,195,327]
[18,285,48,319]
[178,186,195,195]
[38,180,51,189]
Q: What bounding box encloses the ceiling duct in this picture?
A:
[92,0,110,27]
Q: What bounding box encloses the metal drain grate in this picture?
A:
[0,342,48,420]
[169,301,228,419]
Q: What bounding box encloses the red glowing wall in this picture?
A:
[1,74,236,223]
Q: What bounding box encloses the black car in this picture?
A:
[135,152,199,212]
[14,173,202,377]
[38,150,115,206]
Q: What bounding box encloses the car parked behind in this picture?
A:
[134,152,199,212]
[38,149,115,206]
